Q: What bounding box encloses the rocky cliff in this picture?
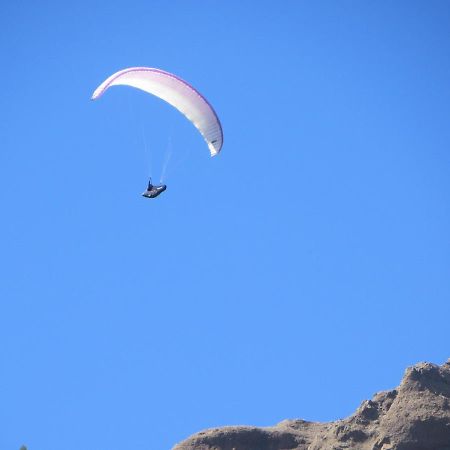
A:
[173,359,450,450]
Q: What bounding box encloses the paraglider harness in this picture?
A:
[142,178,167,199]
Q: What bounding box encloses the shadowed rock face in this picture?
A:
[172,359,450,450]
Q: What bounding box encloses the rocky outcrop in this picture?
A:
[172,359,450,450]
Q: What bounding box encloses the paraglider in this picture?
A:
[142,179,167,199]
[91,67,223,199]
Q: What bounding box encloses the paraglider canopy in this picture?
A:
[91,67,223,156]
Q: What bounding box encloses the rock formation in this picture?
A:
[173,359,450,450]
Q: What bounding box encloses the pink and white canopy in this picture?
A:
[92,67,223,156]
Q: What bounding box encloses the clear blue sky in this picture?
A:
[1,1,450,449]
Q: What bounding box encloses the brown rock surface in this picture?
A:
[172,359,450,450]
